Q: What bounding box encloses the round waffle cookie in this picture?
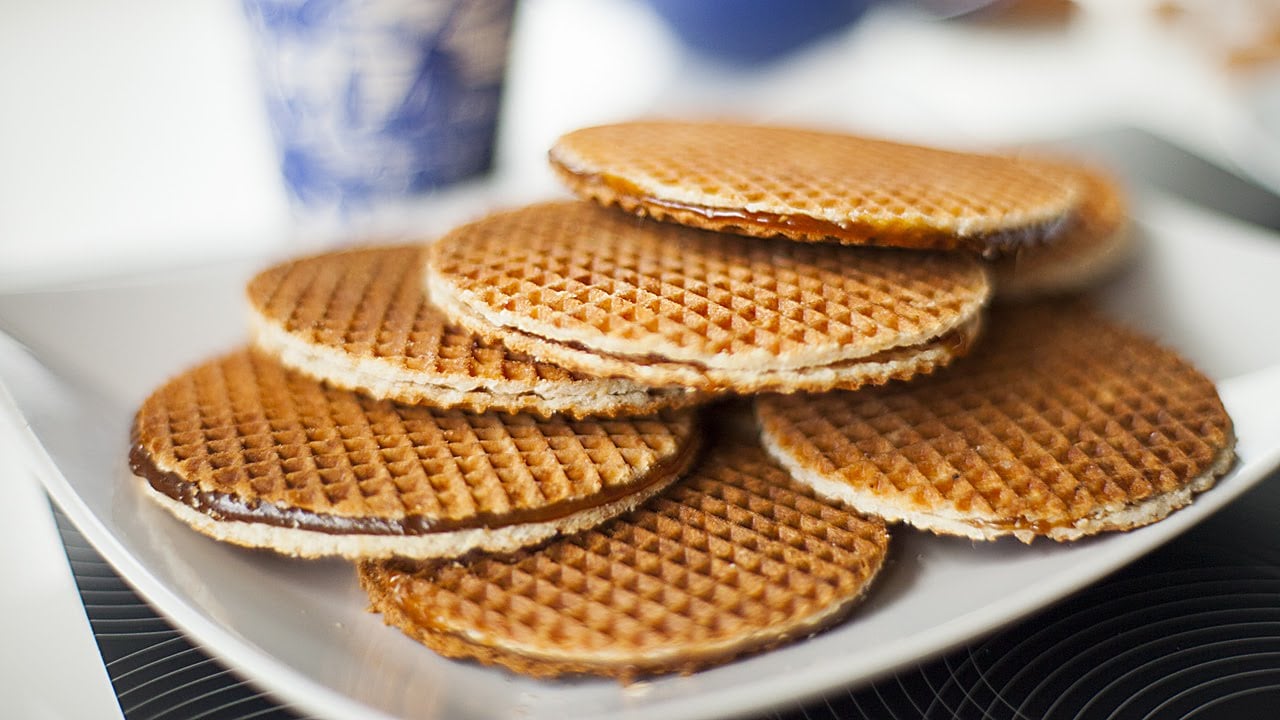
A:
[424,202,991,394]
[549,121,1086,253]
[992,163,1133,299]
[247,245,701,418]
[756,301,1236,543]
[129,349,701,559]
[358,439,889,679]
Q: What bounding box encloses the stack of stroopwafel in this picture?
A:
[128,120,1235,681]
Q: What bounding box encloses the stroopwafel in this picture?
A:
[992,163,1133,299]
[358,436,888,679]
[756,301,1235,542]
[130,349,701,559]
[248,245,702,417]
[550,120,1086,253]
[424,202,990,394]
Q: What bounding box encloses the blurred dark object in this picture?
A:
[1050,127,1280,232]
[644,0,870,65]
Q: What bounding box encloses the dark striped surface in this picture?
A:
[54,507,311,720]
[56,468,1280,720]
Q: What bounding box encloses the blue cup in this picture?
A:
[645,0,869,65]
[242,0,515,214]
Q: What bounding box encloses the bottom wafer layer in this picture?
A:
[134,466,685,560]
[759,428,1235,542]
[358,439,889,679]
[430,279,985,394]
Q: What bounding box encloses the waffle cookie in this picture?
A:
[424,202,990,394]
[550,120,1085,253]
[248,245,701,418]
[756,301,1235,543]
[129,349,701,559]
[358,438,889,679]
[992,164,1132,299]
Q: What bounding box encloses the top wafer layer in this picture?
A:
[550,121,1084,252]
[358,438,888,679]
[247,245,699,418]
[756,301,1235,542]
[424,202,990,384]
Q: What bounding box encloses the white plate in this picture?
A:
[2,191,1280,720]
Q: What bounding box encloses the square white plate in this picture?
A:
[2,191,1279,720]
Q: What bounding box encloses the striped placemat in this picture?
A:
[55,467,1280,720]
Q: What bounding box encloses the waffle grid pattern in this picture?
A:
[249,245,586,384]
[363,444,888,677]
[757,302,1233,536]
[552,122,1083,249]
[134,350,695,523]
[426,202,989,371]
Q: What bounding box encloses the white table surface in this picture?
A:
[0,412,122,718]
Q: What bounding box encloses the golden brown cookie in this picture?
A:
[358,437,888,679]
[756,301,1235,542]
[992,163,1133,299]
[550,121,1085,253]
[248,245,703,418]
[130,349,701,559]
[424,202,990,394]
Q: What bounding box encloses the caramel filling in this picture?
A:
[129,433,701,536]
[543,321,975,374]
[554,162,1067,254]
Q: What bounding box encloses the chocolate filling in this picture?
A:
[129,433,700,537]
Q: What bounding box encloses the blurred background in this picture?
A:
[4,0,1280,288]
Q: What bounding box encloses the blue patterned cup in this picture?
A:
[242,0,514,215]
